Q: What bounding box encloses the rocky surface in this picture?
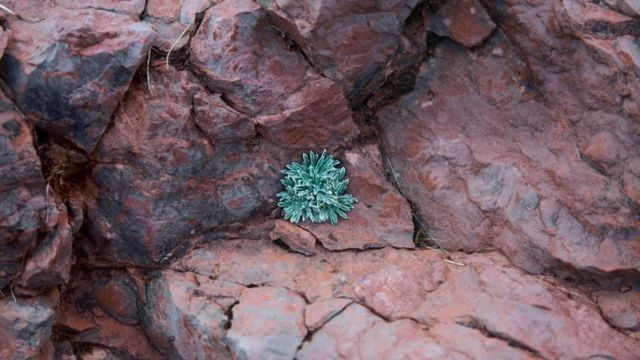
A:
[1,0,154,151]
[0,0,638,358]
[258,0,422,103]
[379,1,640,275]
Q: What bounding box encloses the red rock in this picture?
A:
[598,288,640,331]
[86,66,285,265]
[0,92,47,290]
[378,28,640,274]
[299,304,466,359]
[17,200,73,290]
[193,91,256,143]
[301,145,415,251]
[560,0,634,30]
[269,219,317,256]
[356,320,466,360]
[140,270,240,359]
[0,27,8,59]
[603,0,640,16]
[55,0,146,14]
[94,273,140,325]
[54,269,163,360]
[304,298,351,331]
[0,296,55,360]
[144,0,217,52]
[1,4,154,151]
[296,303,380,359]
[172,239,640,358]
[190,0,358,150]
[226,286,307,360]
[431,0,496,47]
[258,0,422,103]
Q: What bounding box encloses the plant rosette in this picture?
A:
[277,150,356,225]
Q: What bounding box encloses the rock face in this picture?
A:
[190,0,358,150]
[1,2,154,151]
[226,287,307,360]
[378,3,640,274]
[301,145,415,250]
[166,239,639,359]
[0,296,56,360]
[1,0,640,358]
[0,92,47,290]
[84,66,284,266]
[430,0,496,47]
[258,0,422,103]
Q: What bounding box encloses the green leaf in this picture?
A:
[277,150,356,225]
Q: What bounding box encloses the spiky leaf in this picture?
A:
[276,150,356,225]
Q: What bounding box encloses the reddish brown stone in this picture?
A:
[86,66,285,265]
[172,239,640,359]
[270,219,317,256]
[17,200,73,290]
[1,3,154,151]
[193,91,256,143]
[258,0,422,103]
[0,92,47,290]
[598,288,640,331]
[431,0,496,47]
[226,287,307,360]
[144,0,218,52]
[190,0,358,150]
[301,145,415,251]
[57,273,164,360]
[0,296,55,360]
[378,28,640,274]
[140,270,238,359]
[94,274,140,325]
[304,298,351,331]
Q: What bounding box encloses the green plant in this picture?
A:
[277,150,356,225]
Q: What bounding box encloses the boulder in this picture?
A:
[1,3,154,151]
[378,29,640,275]
[258,0,422,103]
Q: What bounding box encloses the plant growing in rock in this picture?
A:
[277,150,356,225]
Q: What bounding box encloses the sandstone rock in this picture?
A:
[378,29,640,274]
[226,286,307,360]
[258,0,421,103]
[1,5,154,151]
[301,145,415,251]
[559,0,634,31]
[430,0,496,47]
[190,0,358,150]
[298,304,466,359]
[5,0,145,16]
[0,92,47,290]
[270,219,317,256]
[0,296,55,360]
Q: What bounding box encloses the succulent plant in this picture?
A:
[277,150,356,225]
